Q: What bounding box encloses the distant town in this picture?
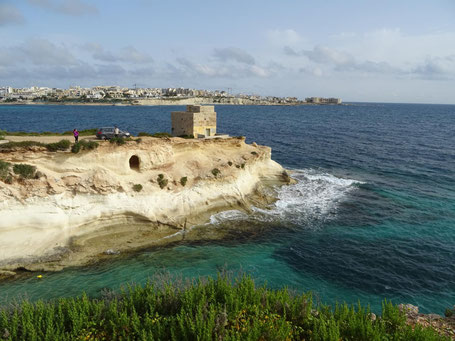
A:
[0,85,342,106]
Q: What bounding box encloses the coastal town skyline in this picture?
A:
[1,1,455,104]
[0,84,342,105]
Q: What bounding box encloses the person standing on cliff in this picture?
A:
[73,129,79,143]
[114,126,119,138]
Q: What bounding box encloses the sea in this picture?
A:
[0,103,454,314]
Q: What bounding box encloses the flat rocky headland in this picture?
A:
[0,136,291,276]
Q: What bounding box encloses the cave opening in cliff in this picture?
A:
[129,155,140,171]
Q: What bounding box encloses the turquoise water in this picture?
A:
[0,103,454,313]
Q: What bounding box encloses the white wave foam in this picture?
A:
[254,169,364,223]
[207,169,364,225]
[209,210,250,225]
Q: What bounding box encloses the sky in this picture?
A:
[1,0,455,103]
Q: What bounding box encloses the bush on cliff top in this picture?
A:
[0,141,45,149]
[71,140,99,153]
[138,132,172,138]
[13,163,36,179]
[0,160,11,180]
[110,137,126,145]
[0,275,446,340]
[45,139,71,152]
[5,128,97,137]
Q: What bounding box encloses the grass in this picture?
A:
[0,129,5,140]
[0,275,446,340]
[132,184,143,192]
[13,164,36,179]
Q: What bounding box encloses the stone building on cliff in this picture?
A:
[171,105,217,138]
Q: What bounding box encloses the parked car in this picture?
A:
[96,127,130,140]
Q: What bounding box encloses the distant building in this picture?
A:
[171,105,216,138]
[305,97,342,104]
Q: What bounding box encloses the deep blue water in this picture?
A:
[0,103,454,314]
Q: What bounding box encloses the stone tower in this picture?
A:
[171,105,217,138]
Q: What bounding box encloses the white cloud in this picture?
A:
[0,38,78,66]
[302,45,354,66]
[0,3,25,26]
[413,55,455,79]
[267,29,302,46]
[27,0,98,16]
[213,47,255,65]
[84,43,153,64]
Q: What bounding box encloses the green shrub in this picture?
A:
[62,128,97,136]
[251,151,258,156]
[0,275,445,341]
[228,161,233,166]
[137,132,152,137]
[80,140,99,150]
[110,137,126,145]
[71,140,99,154]
[71,143,81,153]
[445,307,454,317]
[135,138,142,143]
[13,164,36,179]
[132,184,143,192]
[178,134,194,139]
[0,141,45,149]
[180,176,188,186]
[157,174,168,189]
[241,163,245,169]
[0,129,5,140]
[138,132,173,138]
[152,132,172,138]
[211,168,221,177]
[45,139,71,152]
[0,160,11,181]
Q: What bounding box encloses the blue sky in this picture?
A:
[1,0,455,103]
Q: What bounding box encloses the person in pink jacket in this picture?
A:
[73,129,79,143]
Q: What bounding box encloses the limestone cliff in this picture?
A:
[0,137,287,271]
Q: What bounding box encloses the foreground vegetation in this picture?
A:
[0,275,446,340]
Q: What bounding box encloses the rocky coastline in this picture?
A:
[0,136,290,275]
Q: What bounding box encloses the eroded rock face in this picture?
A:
[0,137,286,270]
[399,303,455,338]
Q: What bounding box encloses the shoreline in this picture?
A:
[0,99,346,107]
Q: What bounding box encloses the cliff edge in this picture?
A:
[0,137,289,272]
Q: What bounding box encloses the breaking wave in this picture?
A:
[209,169,364,226]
